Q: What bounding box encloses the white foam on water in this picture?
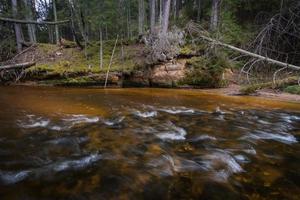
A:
[199,151,244,182]
[258,120,271,125]
[192,135,217,142]
[47,136,89,145]
[18,117,50,129]
[147,154,203,176]
[64,115,99,125]
[133,110,157,118]
[213,107,226,115]
[243,147,257,155]
[157,123,187,141]
[159,107,195,114]
[49,125,63,131]
[241,131,297,145]
[0,170,31,185]
[234,155,250,163]
[53,153,102,172]
[281,115,300,123]
[102,116,125,126]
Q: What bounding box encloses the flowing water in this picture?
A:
[0,86,299,200]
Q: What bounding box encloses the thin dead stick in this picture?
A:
[121,39,124,71]
[0,17,69,25]
[99,27,103,69]
[104,35,119,88]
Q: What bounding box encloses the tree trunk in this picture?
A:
[138,0,145,35]
[150,0,156,34]
[23,0,36,43]
[197,0,202,22]
[172,0,177,21]
[66,0,83,49]
[159,0,163,26]
[11,0,23,53]
[53,0,60,44]
[0,62,36,71]
[210,0,221,31]
[162,0,171,35]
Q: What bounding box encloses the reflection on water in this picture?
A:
[0,86,299,199]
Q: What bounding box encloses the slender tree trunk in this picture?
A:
[210,0,221,31]
[138,0,145,35]
[23,0,36,43]
[48,26,54,43]
[172,0,177,21]
[67,0,83,49]
[11,0,23,53]
[159,0,163,26]
[68,0,86,42]
[105,24,108,40]
[99,27,103,69]
[128,1,132,38]
[162,0,171,35]
[150,0,156,34]
[197,0,202,22]
[126,2,130,39]
[53,0,60,44]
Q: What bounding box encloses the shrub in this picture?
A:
[284,85,300,95]
[180,52,231,88]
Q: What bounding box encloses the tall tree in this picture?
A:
[197,0,202,22]
[53,0,59,44]
[162,0,171,35]
[159,0,163,26]
[11,0,23,52]
[138,0,145,35]
[150,0,156,34]
[210,0,221,31]
[23,0,36,43]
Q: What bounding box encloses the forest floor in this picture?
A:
[7,42,300,103]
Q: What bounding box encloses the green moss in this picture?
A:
[180,44,197,56]
[240,77,299,95]
[240,83,270,95]
[180,52,232,88]
[284,85,300,95]
[40,76,102,86]
[28,41,139,79]
[38,43,58,54]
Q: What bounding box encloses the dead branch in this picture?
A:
[104,35,119,88]
[0,17,69,25]
[0,62,36,71]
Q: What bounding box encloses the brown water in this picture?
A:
[0,86,299,200]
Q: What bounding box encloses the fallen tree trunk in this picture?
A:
[199,34,300,71]
[0,62,36,71]
[187,22,300,71]
[0,17,69,25]
[240,76,299,95]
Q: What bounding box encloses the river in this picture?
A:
[0,86,299,199]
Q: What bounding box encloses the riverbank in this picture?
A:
[3,42,300,103]
[202,84,300,103]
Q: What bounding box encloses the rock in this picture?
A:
[150,60,186,87]
[122,59,187,88]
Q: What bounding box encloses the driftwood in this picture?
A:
[0,62,36,71]
[0,17,69,25]
[186,22,300,71]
